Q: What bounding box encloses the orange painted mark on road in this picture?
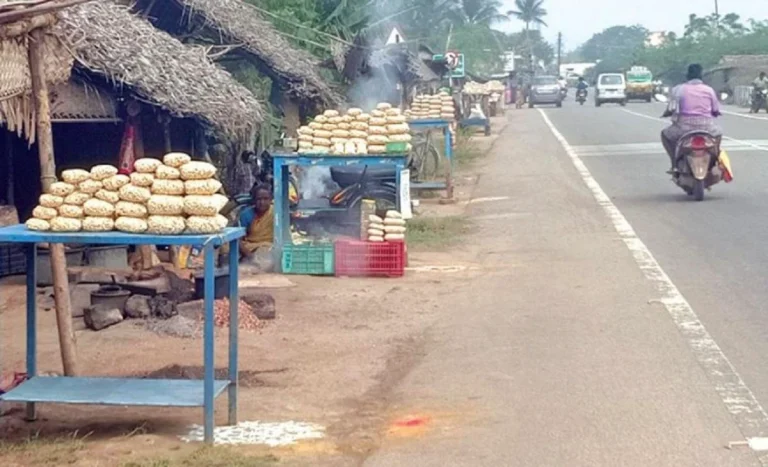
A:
[387,415,432,439]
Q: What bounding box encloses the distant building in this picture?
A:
[559,63,596,78]
[646,31,667,48]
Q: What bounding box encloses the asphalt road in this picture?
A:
[364,98,768,466]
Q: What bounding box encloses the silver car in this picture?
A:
[529,76,563,108]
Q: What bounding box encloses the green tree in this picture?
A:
[577,25,648,64]
[448,0,508,27]
[506,0,547,31]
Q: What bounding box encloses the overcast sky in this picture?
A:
[498,0,768,51]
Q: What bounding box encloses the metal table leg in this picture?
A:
[445,127,454,200]
[272,160,286,272]
[25,244,37,421]
[227,238,239,426]
[203,244,215,443]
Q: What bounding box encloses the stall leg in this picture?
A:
[203,245,215,443]
[25,244,37,421]
[395,164,402,212]
[445,128,454,200]
[227,239,239,426]
[272,161,285,272]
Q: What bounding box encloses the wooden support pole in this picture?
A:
[29,28,78,376]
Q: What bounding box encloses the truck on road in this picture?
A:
[625,66,654,102]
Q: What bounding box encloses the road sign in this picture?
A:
[433,53,465,79]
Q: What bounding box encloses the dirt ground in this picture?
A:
[0,116,507,467]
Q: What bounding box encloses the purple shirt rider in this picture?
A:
[669,79,720,120]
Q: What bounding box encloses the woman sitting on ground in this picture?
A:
[238,184,274,269]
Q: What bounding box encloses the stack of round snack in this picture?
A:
[386,107,412,152]
[178,156,228,234]
[366,215,385,242]
[25,155,228,235]
[409,93,455,121]
[25,164,122,232]
[437,91,456,121]
[383,210,406,241]
[367,103,392,154]
[366,211,407,242]
[298,108,371,155]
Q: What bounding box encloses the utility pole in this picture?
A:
[714,0,720,36]
[557,32,562,75]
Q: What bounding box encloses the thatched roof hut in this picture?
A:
[53,1,262,142]
[136,0,341,107]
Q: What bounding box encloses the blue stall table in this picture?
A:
[408,119,454,198]
[272,153,408,273]
[0,225,245,444]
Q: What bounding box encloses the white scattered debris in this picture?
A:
[749,437,768,451]
[406,265,469,273]
[180,420,325,446]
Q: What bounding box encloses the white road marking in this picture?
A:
[721,109,768,121]
[620,108,768,152]
[539,108,768,460]
[573,140,768,157]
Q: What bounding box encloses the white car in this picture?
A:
[595,73,627,107]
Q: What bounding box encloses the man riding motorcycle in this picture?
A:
[576,77,588,94]
[751,72,768,112]
[661,64,721,174]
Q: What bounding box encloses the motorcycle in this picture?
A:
[292,165,398,237]
[671,132,724,201]
[751,87,768,113]
[576,88,588,105]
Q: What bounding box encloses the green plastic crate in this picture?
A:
[281,243,335,275]
[386,141,408,153]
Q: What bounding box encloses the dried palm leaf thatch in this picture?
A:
[174,0,342,107]
[54,1,262,141]
[0,31,73,142]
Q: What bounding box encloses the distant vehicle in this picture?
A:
[750,86,768,113]
[626,66,654,102]
[528,75,563,108]
[576,88,588,105]
[595,73,627,107]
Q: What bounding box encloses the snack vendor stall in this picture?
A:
[0,153,244,444]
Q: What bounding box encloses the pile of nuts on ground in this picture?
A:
[210,298,263,331]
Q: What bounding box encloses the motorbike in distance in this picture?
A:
[576,88,588,105]
[750,86,768,113]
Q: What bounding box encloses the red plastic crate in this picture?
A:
[334,239,406,277]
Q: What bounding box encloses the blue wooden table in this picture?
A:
[409,119,454,197]
[0,225,245,444]
[271,153,408,273]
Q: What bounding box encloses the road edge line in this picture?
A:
[538,108,768,460]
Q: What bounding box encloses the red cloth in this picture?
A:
[117,121,137,175]
[0,372,27,394]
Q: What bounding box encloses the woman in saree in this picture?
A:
[238,184,274,270]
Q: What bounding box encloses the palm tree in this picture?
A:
[449,0,509,27]
[507,0,547,71]
[507,0,548,31]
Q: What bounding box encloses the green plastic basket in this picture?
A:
[281,243,335,275]
[386,141,408,153]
